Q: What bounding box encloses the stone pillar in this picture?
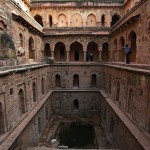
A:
[51,43,55,58]
[51,51,54,58]
[84,51,87,63]
[66,51,69,63]
[98,44,102,62]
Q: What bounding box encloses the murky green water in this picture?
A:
[58,122,96,148]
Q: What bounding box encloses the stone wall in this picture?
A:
[100,91,144,150]
[110,0,150,64]
[51,91,100,117]
[101,64,150,134]
[0,64,49,134]
[49,65,102,89]
[31,4,121,28]
[9,96,52,150]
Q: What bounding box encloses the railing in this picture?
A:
[43,27,111,35]
[30,0,125,7]
[30,0,124,3]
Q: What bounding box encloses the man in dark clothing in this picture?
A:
[125,45,131,64]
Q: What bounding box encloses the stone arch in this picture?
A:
[55,74,61,88]
[41,77,45,94]
[101,14,105,27]
[18,89,26,115]
[111,14,121,27]
[72,13,82,27]
[128,31,137,62]
[113,39,118,61]
[91,74,97,87]
[0,102,5,134]
[54,42,66,62]
[34,14,43,27]
[33,82,37,102]
[70,41,84,62]
[38,115,42,133]
[19,33,23,47]
[73,74,79,87]
[116,81,120,101]
[87,14,96,27]
[58,14,67,27]
[49,15,53,27]
[101,42,109,62]
[73,99,79,110]
[113,39,118,51]
[87,42,99,61]
[29,37,35,59]
[119,36,125,62]
[44,43,51,57]
[128,89,133,114]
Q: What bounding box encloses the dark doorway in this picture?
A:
[73,74,79,87]
[91,74,96,87]
[111,14,120,27]
[55,75,61,88]
[73,99,79,109]
[75,51,79,61]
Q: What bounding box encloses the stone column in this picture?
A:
[98,44,102,62]
[66,51,69,63]
[84,51,87,63]
[51,43,55,58]
[83,43,87,63]
[51,51,54,58]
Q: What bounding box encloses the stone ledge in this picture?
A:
[99,90,150,150]
[0,90,53,150]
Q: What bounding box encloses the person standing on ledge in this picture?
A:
[125,44,131,64]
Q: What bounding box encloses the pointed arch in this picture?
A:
[72,13,82,27]
[34,14,43,27]
[91,74,97,87]
[55,74,61,88]
[18,89,26,115]
[119,36,125,62]
[128,31,137,62]
[70,41,84,62]
[87,14,96,27]
[101,42,109,62]
[58,14,67,27]
[73,99,79,110]
[41,77,45,94]
[73,74,79,87]
[113,39,118,51]
[87,42,99,61]
[111,14,121,27]
[101,14,105,27]
[49,15,53,27]
[19,33,23,47]
[29,37,35,59]
[44,43,51,57]
[54,42,66,62]
[33,82,37,102]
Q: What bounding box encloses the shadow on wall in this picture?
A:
[0,31,16,59]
